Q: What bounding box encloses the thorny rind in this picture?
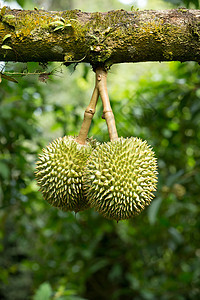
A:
[0,7,200,69]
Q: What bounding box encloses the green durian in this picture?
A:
[35,136,98,213]
[83,137,158,221]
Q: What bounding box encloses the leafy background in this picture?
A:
[0,0,200,299]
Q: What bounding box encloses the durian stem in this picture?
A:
[76,85,99,145]
[96,67,119,141]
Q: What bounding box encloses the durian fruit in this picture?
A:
[35,136,98,213]
[83,137,158,221]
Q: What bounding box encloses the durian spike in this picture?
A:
[96,67,118,142]
[76,84,99,145]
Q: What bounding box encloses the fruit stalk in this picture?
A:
[76,84,99,145]
[96,67,118,141]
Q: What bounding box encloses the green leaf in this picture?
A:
[148,197,162,225]
[49,21,65,27]
[2,34,11,43]
[33,282,52,300]
[4,15,15,19]
[70,18,79,22]
[1,45,12,50]
[0,6,7,17]
[59,17,66,22]
[0,161,10,179]
[90,35,99,41]
[53,25,64,31]
[168,227,184,244]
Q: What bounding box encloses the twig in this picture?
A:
[76,83,99,145]
[96,67,118,141]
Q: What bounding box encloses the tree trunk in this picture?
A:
[0,6,200,68]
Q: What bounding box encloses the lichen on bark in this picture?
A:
[0,7,200,68]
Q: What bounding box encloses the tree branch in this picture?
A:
[0,7,200,68]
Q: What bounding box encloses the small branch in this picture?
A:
[2,63,62,79]
[96,67,118,141]
[76,85,99,145]
[3,71,51,76]
[76,67,118,144]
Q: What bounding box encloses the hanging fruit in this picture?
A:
[35,136,98,213]
[35,67,158,221]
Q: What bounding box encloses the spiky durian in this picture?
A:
[35,136,98,213]
[83,137,158,221]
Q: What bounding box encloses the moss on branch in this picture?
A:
[0,6,200,68]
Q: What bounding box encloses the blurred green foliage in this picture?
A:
[164,0,199,9]
[1,0,200,299]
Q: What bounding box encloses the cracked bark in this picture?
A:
[0,7,200,68]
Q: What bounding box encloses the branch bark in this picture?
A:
[0,6,200,68]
